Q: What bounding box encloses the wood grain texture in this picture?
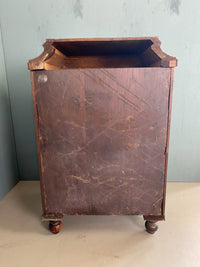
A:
[32,67,171,217]
[28,37,177,70]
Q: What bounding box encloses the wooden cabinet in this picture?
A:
[28,37,177,234]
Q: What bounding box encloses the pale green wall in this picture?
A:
[0,0,200,181]
[0,25,18,199]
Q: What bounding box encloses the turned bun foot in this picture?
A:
[49,221,62,234]
[145,220,158,234]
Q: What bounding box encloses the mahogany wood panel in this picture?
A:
[31,67,171,217]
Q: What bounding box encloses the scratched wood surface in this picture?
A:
[32,68,171,216]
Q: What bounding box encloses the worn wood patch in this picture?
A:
[32,68,170,216]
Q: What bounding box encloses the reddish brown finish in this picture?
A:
[28,37,177,70]
[32,68,170,216]
[49,221,62,234]
[28,37,177,234]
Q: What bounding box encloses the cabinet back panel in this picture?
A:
[32,68,170,216]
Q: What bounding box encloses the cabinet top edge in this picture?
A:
[27,37,178,70]
[45,36,160,43]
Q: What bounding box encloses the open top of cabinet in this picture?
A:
[28,37,177,70]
